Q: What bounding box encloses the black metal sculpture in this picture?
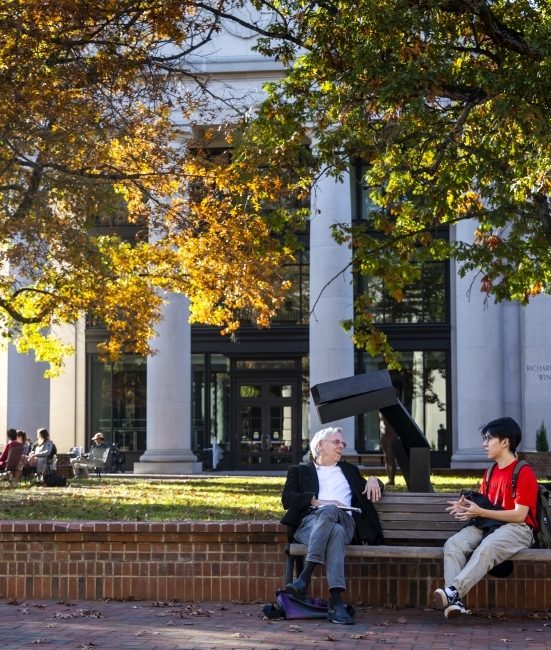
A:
[311,370,433,492]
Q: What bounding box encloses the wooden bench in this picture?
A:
[286,493,551,598]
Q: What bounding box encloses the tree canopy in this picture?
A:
[232,0,551,363]
[0,0,305,374]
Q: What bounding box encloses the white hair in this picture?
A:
[310,427,343,460]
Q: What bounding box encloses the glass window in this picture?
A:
[89,354,147,451]
[270,385,292,397]
[357,351,448,453]
[191,354,206,456]
[273,251,310,325]
[363,263,446,324]
[210,353,231,452]
[240,385,262,397]
[236,359,296,369]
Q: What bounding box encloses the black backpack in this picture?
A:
[485,460,551,549]
[43,472,67,487]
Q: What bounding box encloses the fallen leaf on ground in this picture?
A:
[76,644,97,649]
[75,609,102,618]
[536,628,543,631]
[500,639,511,643]
[375,621,391,626]
[135,630,148,636]
[396,617,406,624]
[422,607,434,612]
[52,613,73,619]
[182,622,194,626]
[33,604,46,609]
[350,633,376,639]
[20,608,30,614]
[45,625,56,629]
[518,628,527,631]
[56,601,76,607]
[8,598,23,605]
[524,638,533,641]
[183,604,210,617]
[230,632,249,638]
[289,625,303,632]
[216,606,229,611]
[441,633,455,637]
[28,640,47,645]
[165,620,175,626]
[326,634,336,642]
[383,603,399,609]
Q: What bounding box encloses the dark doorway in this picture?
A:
[235,380,297,471]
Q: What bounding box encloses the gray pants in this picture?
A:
[294,505,356,591]
[444,523,533,598]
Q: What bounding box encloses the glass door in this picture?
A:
[236,382,294,470]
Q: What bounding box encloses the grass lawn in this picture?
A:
[0,475,482,521]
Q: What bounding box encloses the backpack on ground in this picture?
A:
[43,472,67,487]
[262,589,355,620]
[485,460,551,549]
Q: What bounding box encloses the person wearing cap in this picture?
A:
[70,433,108,479]
[281,427,385,625]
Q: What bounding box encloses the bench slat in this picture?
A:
[381,521,462,531]
[375,504,453,513]
[288,544,551,562]
[378,513,460,521]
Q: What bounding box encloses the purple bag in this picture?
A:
[263,589,355,620]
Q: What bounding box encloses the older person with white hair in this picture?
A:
[280,426,385,625]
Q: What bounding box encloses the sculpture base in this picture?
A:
[133,461,203,475]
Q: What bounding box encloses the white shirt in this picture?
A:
[315,462,352,513]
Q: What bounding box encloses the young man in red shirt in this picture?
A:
[434,417,538,619]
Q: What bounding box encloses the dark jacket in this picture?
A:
[280,461,385,546]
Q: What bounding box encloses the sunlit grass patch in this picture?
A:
[0,474,483,521]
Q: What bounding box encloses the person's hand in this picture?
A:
[445,495,467,517]
[362,476,382,502]
[448,498,484,521]
[311,499,348,507]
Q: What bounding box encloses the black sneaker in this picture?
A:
[434,587,470,618]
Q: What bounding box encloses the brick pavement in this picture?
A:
[1,598,551,650]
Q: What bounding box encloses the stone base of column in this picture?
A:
[133,460,203,475]
[450,448,491,470]
[134,448,203,474]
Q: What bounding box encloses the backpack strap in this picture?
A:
[484,462,497,495]
[511,459,529,499]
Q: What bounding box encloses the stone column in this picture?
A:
[49,321,86,452]
[309,171,357,453]
[451,219,503,469]
[0,344,50,439]
[134,293,202,474]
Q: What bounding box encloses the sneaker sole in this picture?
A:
[433,589,448,609]
[444,604,471,619]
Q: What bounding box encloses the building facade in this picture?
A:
[1,20,550,472]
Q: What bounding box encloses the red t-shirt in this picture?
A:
[480,460,538,530]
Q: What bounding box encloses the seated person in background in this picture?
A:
[28,428,54,478]
[281,427,385,625]
[0,429,18,471]
[17,430,29,455]
[71,433,108,478]
[434,417,538,619]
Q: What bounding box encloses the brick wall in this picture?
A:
[1,521,551,608]
[517,452,551,479]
